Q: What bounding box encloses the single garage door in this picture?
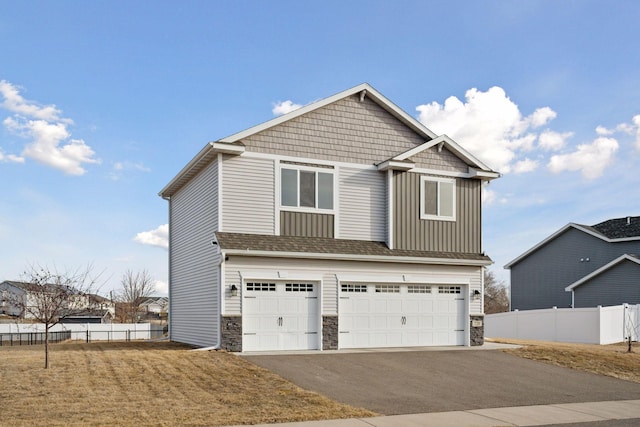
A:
[243,281,319,351]
[339,283,466,349]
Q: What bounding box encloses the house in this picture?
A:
[505,216,640,310]
[159,83,499,351]
[140,297,169,316]
[0,281,115,320]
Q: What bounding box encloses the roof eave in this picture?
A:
[222,248,492,266]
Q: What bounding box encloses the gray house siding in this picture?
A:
[169,161,220,347]
[573,261,640,308]
[280,211,334,238]
[510,228,640,310]
[240,94,427,165]
[393,171,481,252]
[408,146,469,172]
[338,166,386,242]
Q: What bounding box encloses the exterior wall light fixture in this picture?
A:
[230,284,238,297]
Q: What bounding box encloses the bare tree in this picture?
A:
[484,269,510,314]
[11,264,101,368]
[118,269,155,323]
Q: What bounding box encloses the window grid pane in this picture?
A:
[424,180,438,216]
[281,169,298,207]
[299,171,316,208]
[317,172,333,209]
[439,181,454,217]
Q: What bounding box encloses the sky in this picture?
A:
[1,1,639,296]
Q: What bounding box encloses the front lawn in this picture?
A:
[0,341,375,426]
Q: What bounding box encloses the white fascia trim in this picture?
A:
[243,151,377,171]
[377,160,415,171]
[565,254,640,291]
[224,249,492,266]
[393,135,496,175]
[239,271,323,281]
[387,169,394,250]
[505,223,640,269]
[469,168,501,181]
[337,274,470,284]
[211,142,246,155]
[219,83,438,143]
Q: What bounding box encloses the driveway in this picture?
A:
[244,349,640,415]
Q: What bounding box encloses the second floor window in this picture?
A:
[281,167,334,211]
[420,176,456,221]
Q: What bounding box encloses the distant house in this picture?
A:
[0,280,115,322]
[505,216,640,310]
[140,297,169,316]
[160,83,499,351]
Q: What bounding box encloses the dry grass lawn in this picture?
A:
[493,338,640,383]
[0,341,375,427]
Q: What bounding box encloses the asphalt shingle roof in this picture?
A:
[215,232,491,262]
[589,216,640,239]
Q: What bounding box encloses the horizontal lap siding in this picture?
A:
[224,257,484,316]
[574,261,640,308]
[394,171,481,253]
[339,167,386,241]
[170,161,220,347]
[221,155,275,235]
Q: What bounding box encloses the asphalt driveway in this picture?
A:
[244,348,640,415]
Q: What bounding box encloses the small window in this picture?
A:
[246,282,276,292]
[408,285,431,294]
[281,166,334,211]
[438,286,461,294]
[375,284,400,293]
[341,284,368,293]
[285,283,314,292]
[420,176,456,221]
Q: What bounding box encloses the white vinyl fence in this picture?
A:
[485,304,639,345]
[0,323,159,345]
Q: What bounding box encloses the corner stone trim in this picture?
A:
[221,315,242,352]
[470,315,484,346]
[322,315,338,350]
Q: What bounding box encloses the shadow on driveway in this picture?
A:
[244,349,640,415]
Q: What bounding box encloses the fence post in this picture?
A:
[86,330,89,343]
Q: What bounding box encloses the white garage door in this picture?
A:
[243,282,319,351]
[339,283,466,349]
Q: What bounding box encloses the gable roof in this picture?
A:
[505,216,640,269]
[215,232,492,266]
[565,254,640,291]
[160,83,499,198]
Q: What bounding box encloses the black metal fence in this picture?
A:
[0,326,166,347]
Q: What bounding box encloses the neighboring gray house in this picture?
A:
[505,216,640,310]
[160,83,499,351]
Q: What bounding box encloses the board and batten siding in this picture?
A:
[338,166,386,241]
[221,154,275,235]
[280,211,334,238]
[169,161,220,347]
[393,171,481,253]
[240,95,426,165]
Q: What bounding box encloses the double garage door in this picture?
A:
[339,283,467,348]
[242,281,466,351]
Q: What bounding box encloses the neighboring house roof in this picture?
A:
[215,232,492,266]
[505,216,640,269]
[564,254,640,291]
[0,280,74,294]
[159,83,499,198]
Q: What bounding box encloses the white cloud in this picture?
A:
[595,125,613,136]
[0,80,99,175]
[109,161,151,180]
[633,115,640,150]
[512,158,539,174]
[134,224,168,249]
[416,86,557,173]
[272,100,302,116]
[154,280,168,295]
[482,186,496,205]
[538,130,573,151]
[0,150,25,163]
[547,137,618,180]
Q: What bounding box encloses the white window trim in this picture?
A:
[279,163,336,214]
[420,176,456,221]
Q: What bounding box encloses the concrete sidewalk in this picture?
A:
[234,399,640,427]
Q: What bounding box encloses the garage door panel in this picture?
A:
[339,283,466,349]
[243,282,319,351]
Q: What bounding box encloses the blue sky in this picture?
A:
[1,1,639,295]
